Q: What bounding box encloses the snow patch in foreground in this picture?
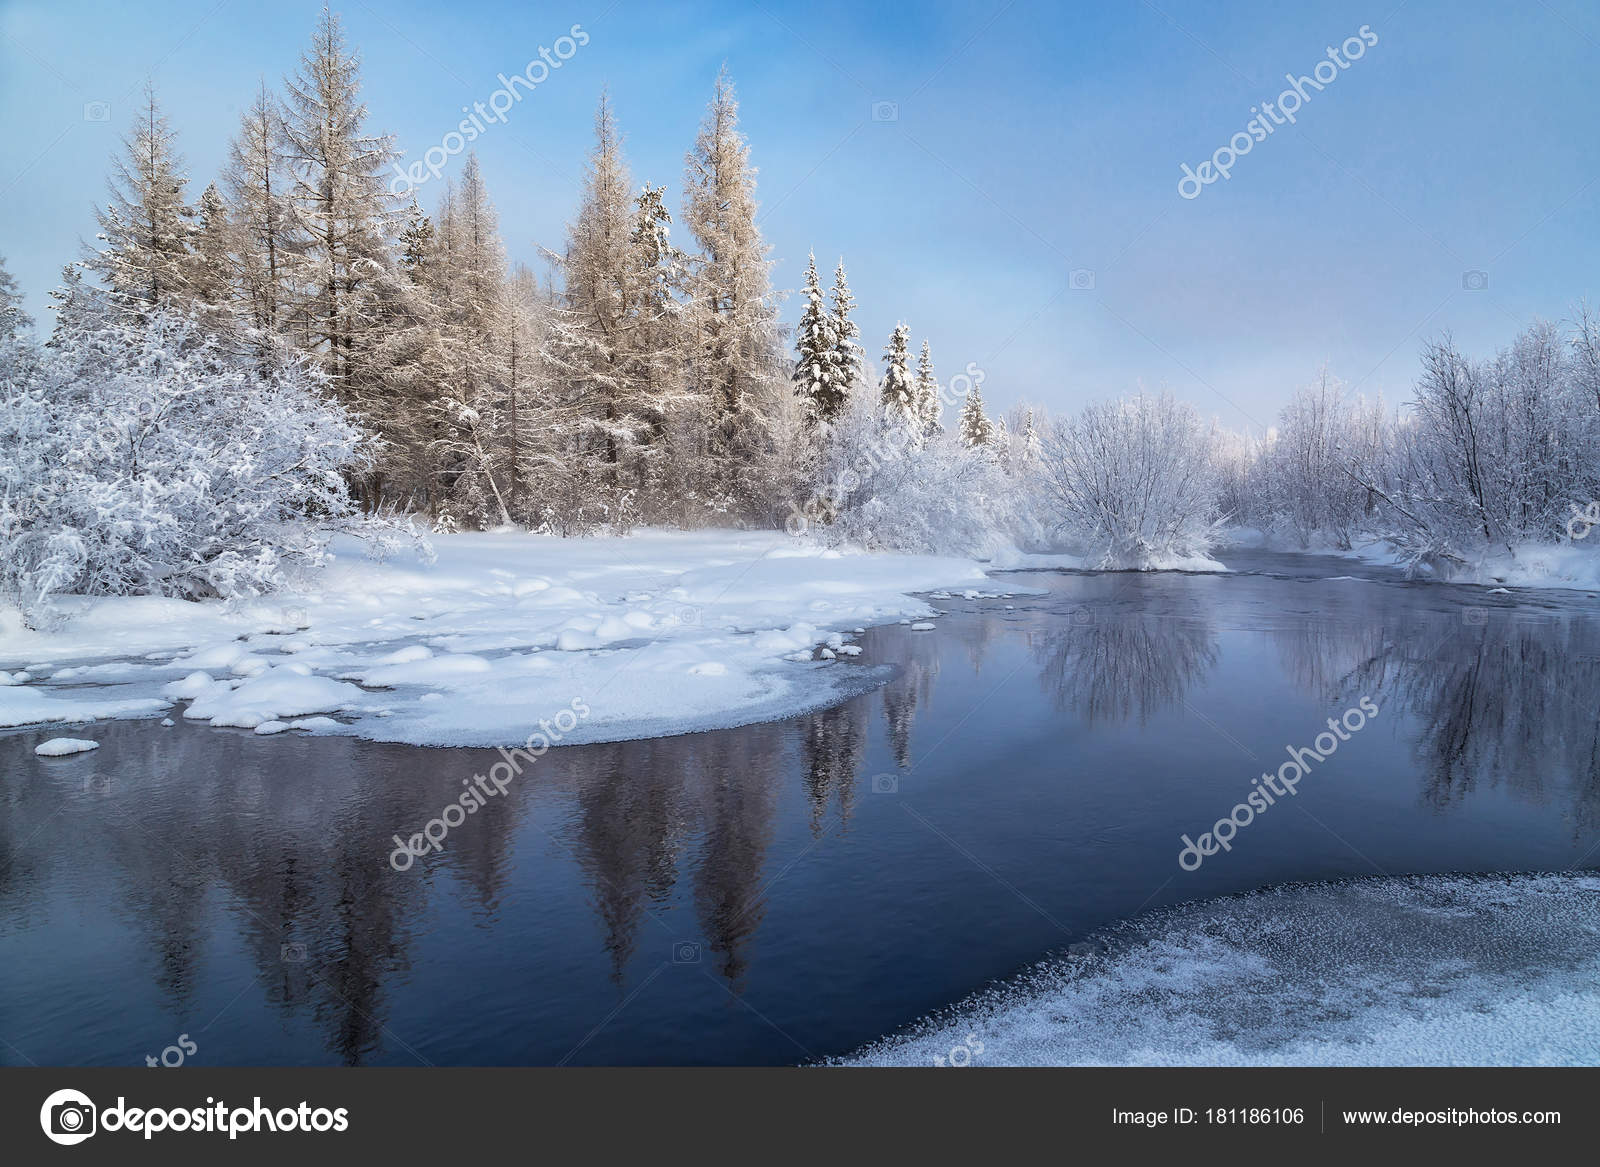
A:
[0,530,991,747]
[843,873,1600,1067]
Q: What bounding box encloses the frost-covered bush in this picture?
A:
[0,309,372,608]
[1037,391,1223,569]
[802,393,1013,557]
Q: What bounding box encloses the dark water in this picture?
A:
[2,551,1598,1067]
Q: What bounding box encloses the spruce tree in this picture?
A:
[0,254,32,341]
[958,380,995,447]
[793,251,842,426]
[879,323,916,427]
[192,182,235,317]
[829,259,863,390]
[914,339,942,439]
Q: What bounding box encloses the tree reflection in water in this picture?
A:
[3,567,1598,1065]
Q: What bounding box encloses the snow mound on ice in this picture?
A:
[34,737,100,756]
[843,873,1600,1067]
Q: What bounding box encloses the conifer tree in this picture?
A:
[681,66,780,509]
[192,182,235,316]
[279,7,398,387]
[221,79,298,336]
[0,254,32,341]
[829,259,863,390]
[958,379,995,447]
[914,339,942,439]
[87,82,196,316]
[793,251,842,426]
[879,323,916,426]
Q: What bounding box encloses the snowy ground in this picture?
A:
[843,873,1600,1066]
[0,529,1004,747]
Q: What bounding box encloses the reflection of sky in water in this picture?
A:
[1,551,1597,1066]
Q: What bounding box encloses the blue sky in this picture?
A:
[2,0,1596,430]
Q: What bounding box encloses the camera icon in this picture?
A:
[1462,270,1489,291]
[83,775,112,796]
[40,1089,97,1145]
[281,607,308,628]
[672,941,701,964]
[1069,268,1096,291]
[83,101,111,123]
[1462,606,1488,626]
[871,100,899,122]
[280,942,307,963]
[1070,606,1094,627]
[1067,940,1099,958]
[871,772,899,795]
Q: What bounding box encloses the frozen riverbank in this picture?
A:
[0,529,999,747]
[844,873,1600,1066]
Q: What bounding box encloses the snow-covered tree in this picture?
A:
[879,323,916,428]
[829,259,863,391]
[681,66,782,514]
[1038,391,1223,568]
[1015,406,1041,466]
[809,391,1008,557]
[793,251,843,426]
[221,79,299,337]
[913,339,941,439]
[1345,323,1597,573]
[86,82,196,315]
[279,7,398,387]
[191,182,235,320]
[0,306,372,611]
[422,154,516,527]
[0,254,31,341]
[957,379,995,447]
[1252,367,1385,549]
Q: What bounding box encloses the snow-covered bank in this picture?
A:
[0,529,995,747]
[1217,527,1600,592]
[843,873,1600,1066]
